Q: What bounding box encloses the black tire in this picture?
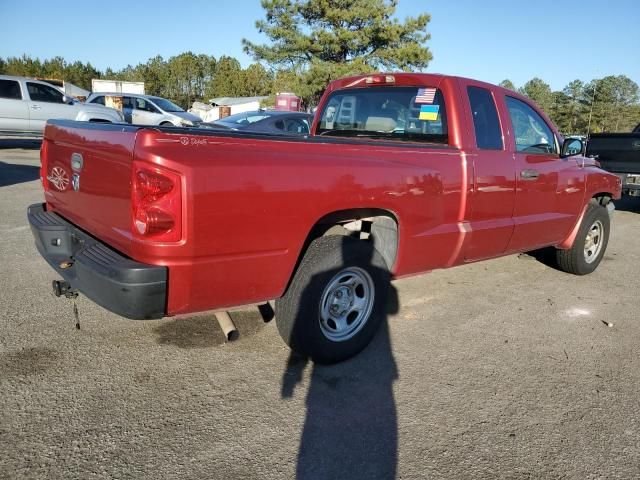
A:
[555,202,610,275]
[276,235,390,364]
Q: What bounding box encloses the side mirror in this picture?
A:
[62,95,74,105]
[561,138,584,158]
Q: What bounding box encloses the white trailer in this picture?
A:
[91,79,145,94]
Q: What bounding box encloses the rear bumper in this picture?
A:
[27,203,167,319]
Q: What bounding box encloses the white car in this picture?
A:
[85,92,202,127]
[0,75,124,135]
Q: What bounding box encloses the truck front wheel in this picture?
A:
[275,235,389,364]
[555,202,610,275]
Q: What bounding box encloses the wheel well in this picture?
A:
[88,118,111,123]
[301,209,399,270]
[591,193,612,205]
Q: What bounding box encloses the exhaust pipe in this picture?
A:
[214,311,239,341]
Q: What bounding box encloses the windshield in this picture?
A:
[215,111,272,125]
[317,86,448,145]
[150,96,184,112]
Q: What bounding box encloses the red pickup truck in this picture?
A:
[28,73,621,363]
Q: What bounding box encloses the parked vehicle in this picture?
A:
[29,73,621,363]
[587,123,640,196]
[208,110,312,134]
[85,93,201,127]
[0,75,123,135]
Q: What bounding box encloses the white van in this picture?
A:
[86,93,202,127]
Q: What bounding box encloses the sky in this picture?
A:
[0,0,639,91]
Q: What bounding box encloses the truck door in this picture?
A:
[463,84,516,261]
[504,96,583,252]
[26,81,76,131]
[0,78,29,132]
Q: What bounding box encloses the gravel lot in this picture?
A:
[1,139,639,479]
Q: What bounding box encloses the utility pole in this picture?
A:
[587,81,597,135]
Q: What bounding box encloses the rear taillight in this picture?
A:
[132,163,182,242]
[40,140,49,191]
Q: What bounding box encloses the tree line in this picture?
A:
[0,53,274,109]
[500,77,639,134]
[1,0,637,134]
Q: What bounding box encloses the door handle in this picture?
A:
[30,105,42,110]
[520,169,539,180]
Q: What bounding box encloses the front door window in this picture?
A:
[505,96,557,155]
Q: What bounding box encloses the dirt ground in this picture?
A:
[1,139,639,479]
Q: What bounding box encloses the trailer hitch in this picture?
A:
[52,280,80,330]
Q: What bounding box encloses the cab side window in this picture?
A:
[506,96,557,154]
[467,86,503,150]
[0,80,22,100]
[27,82,64,103]
[92,95,105,105]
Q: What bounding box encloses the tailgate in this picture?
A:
[587,134,640,174]
[42,120,142,255]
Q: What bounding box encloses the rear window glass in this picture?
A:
[317,86,448,144]
[0,80,22,99]
[467,86,503,150]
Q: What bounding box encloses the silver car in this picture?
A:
[0,75,124,135]
[85,93,201,127]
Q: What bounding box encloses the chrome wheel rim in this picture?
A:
[584,220,604,264]
[319,267,375,342]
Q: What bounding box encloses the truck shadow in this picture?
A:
[281,239,400,479]
[152,309,268,348]
[0,161,41,187]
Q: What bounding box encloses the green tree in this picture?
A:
[520,77,553,114]
[560,79,586,133]
[583,76,639,133]
[243,0,432,103]
[242,63,273,96]
[206,56,245,98]
[499,79,516,91]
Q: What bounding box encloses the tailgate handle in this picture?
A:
[520,169,539,180]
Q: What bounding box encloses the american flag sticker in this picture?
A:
[415,87,437,104]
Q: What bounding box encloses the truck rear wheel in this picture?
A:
[555,203,610,275]
[275,235,389,364]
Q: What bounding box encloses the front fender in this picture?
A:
[585,167,622,200]
[557,168,621,249]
